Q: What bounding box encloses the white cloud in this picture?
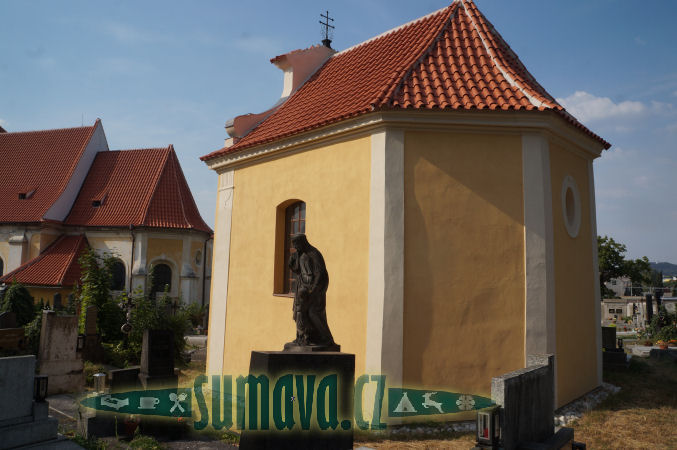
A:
[0,118,6,127]
[557,91,646,122]
[634,36,647,46]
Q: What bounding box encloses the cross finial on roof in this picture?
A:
[319,10,335,48]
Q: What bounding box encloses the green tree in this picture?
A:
[77,248,125,340]
[0,281,35,326]
[597,235,651,298]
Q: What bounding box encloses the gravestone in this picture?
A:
[38,310,84,394]
[601,326,616,350]
[138,329,178,389]
[83,306,104,362]
[601,326,628,370]
[0,312,24,352]
[0,311,17,328]
[0,355,59,448]
[53,293,62,310]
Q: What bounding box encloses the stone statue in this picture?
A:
[284,234,339,351]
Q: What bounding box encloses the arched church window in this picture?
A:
[110,259,126,291]
[0,258,3,276]
[274,200,306,295]
[152,263,172,294]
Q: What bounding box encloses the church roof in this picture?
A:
[0,122,98,223]
[0,234,87,287]
[64,146,212,233]
[202,0,609,161]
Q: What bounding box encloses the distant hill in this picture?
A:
[650,261,677,277]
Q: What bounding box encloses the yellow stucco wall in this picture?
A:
[221,135,371,377]
[549,141,598,406]
[147,237,183,269]
[403,131,525,399]
[29,287,73,306]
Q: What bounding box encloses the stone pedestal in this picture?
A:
[0,355,59,449]
[239,350,355,450]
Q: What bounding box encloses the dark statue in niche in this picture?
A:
[284,234,340,352]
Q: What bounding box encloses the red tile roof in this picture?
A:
[65,146,211,233]
[0,235,88,287]
[0,122,99,223]
[202,0,608,161]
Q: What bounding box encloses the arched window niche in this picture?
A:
[150,262,173,296]
[274,200,306,295]
[110,259,126,291]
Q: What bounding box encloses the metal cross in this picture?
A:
[319,10,335,42]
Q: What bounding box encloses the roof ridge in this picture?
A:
[0,120,98,136]
[0,235,67,283]
[167,146,191,229]
[140,146,172,226]
[459,0,557,109]
[107,147,171,153]
[335,3,456,56]
[42,119,103,221]
[378,3,460,108]
[54,234,87,284]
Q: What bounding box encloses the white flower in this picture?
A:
[456,395,475,411]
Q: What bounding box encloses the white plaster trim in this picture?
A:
[588,161,603,385]
[561,175,581,238]
[366,129,404,389]
[206,170,234,376]
[43,122,109,221]
[522,133,557,401]
[205,110,605,173]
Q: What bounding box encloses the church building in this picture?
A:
[202,0,610,411]
[0,120,212,305]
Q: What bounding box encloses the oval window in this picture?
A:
[561,175,581,238]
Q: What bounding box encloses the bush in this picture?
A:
[24,311,43,355]
[97,297,126,343]
[1,281,35,326]
[127,292,192,365]
[185,302,206,328]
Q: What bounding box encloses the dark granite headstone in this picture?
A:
[139,330,177,389]
[0,311,17,329]
[109,366,141,393]
[53,293,62,310]
[601,327,617,350]
[491,355,555,450]
[85,306,97,336]
[645,294,653,324]
[239,351,355,450]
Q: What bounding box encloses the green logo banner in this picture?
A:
[80,389,192,418]
[388,388,493,417]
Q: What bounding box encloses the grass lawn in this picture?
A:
[355,356,677,449]
[572,356,677,449]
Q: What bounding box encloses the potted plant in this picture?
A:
[655,340,668,350]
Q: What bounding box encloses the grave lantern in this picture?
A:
[34,375,48,402]
[476,406,501,448]
[93,373,106,393]
[77,334,85,351]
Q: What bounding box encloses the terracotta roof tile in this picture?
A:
[0,122,98,223]
[0,235,87,287]
[65,146,211,233]
[202,0,609,161]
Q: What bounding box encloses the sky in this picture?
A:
[1,0,676,262]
